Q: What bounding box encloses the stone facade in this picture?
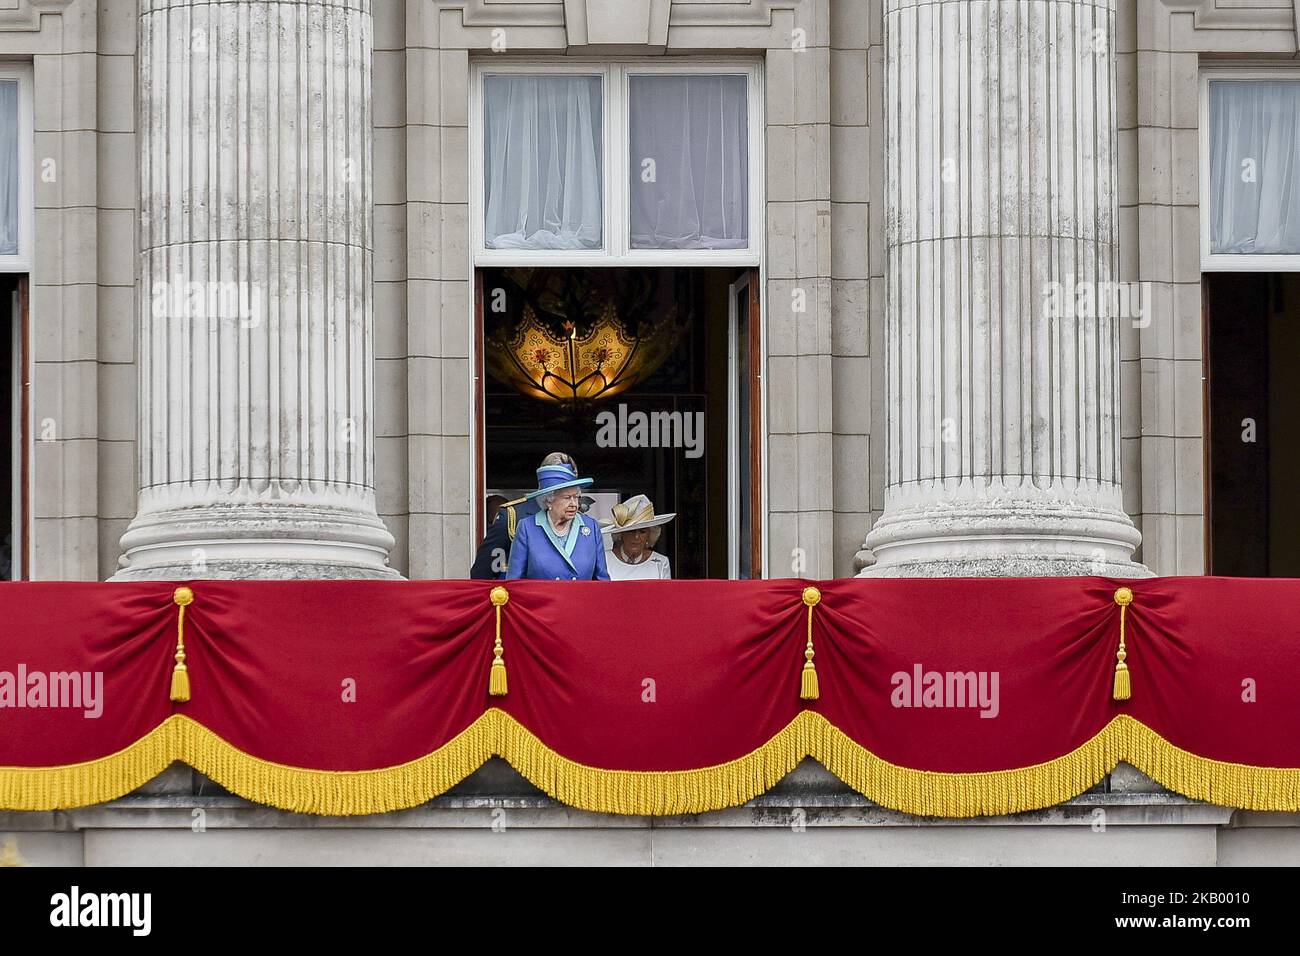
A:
[0,0,1191,581]
[2,0,1299,862]
[8,0,1263,583]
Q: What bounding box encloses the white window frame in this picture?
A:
[1200,68,1300,272]
[0,64,32,274]
[470,58,764,268]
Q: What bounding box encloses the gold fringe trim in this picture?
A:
[0,719,182,812]
[2,712,1299,817]
[810,714,1300,818]
[494,710,812,817]
[0,715,499,817]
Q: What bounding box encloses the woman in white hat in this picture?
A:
[601,494,675,580]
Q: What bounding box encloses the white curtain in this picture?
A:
[483,74,603,250]
[1209,80,1300,255]
[0,80,18,257]
[629,75,748,250]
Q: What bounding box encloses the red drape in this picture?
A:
[2,577,1298,815]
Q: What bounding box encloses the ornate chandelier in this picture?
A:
[485,270,686,410]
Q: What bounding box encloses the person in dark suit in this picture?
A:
[470,452,576,579]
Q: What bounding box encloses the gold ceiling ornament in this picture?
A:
[486,300,684,410]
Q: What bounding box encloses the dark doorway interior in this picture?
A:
[0,273,16,580]
[1206,272,1300,577]
[478,266,755,579]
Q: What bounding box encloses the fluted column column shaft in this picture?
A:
[115,0,396,579]
[864,0,1143,576]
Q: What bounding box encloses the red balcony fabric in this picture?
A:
[1,577,1298,817]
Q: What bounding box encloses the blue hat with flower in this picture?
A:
[525,462,594,500]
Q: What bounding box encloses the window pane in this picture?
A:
[1209,80,1300,255]
[0,80,17,257]
[629,74,748,250]
[482,74,603,251]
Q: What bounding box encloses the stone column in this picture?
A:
[115,0,397,579]
[863,0,1145,577]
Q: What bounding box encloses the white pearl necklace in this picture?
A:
[616,545,650,566]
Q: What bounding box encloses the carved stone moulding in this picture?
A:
[1159,0,1300,52]
[442,0,802,51]
[0,0,74,33]
[563,0,672,49]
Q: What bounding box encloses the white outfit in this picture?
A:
[605,548,672,580]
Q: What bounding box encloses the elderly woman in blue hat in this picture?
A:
[505,461,610,581]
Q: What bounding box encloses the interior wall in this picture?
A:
[1207,272,1269,577]
[703,270,731,579]
[0,274,14,580]
[1271,274,1300,576]
[1206,271,1300,577]
[480,266,747,579]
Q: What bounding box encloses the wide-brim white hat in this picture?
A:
[600,494,675,535]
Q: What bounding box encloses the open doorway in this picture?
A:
[0,273,25,580]
[1205,272,1300,576]
[475,266,761,578]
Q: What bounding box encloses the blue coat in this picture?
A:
[505,510,611,581]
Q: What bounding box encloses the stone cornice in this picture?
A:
[1159,0,1298,33]
[669,0,800,27]
[0,0,74,33]
[450,0,565,27]
[437,0,802,32]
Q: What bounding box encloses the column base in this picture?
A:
[110,560,401,582]
[110,499,401,581]
[858,480,1151,579]
[858,554,1152,578]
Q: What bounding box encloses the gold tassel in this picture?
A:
[171,586,194,703]
[489,586,509,697]
[800,587,821,700]
[1112,587,1133,701]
